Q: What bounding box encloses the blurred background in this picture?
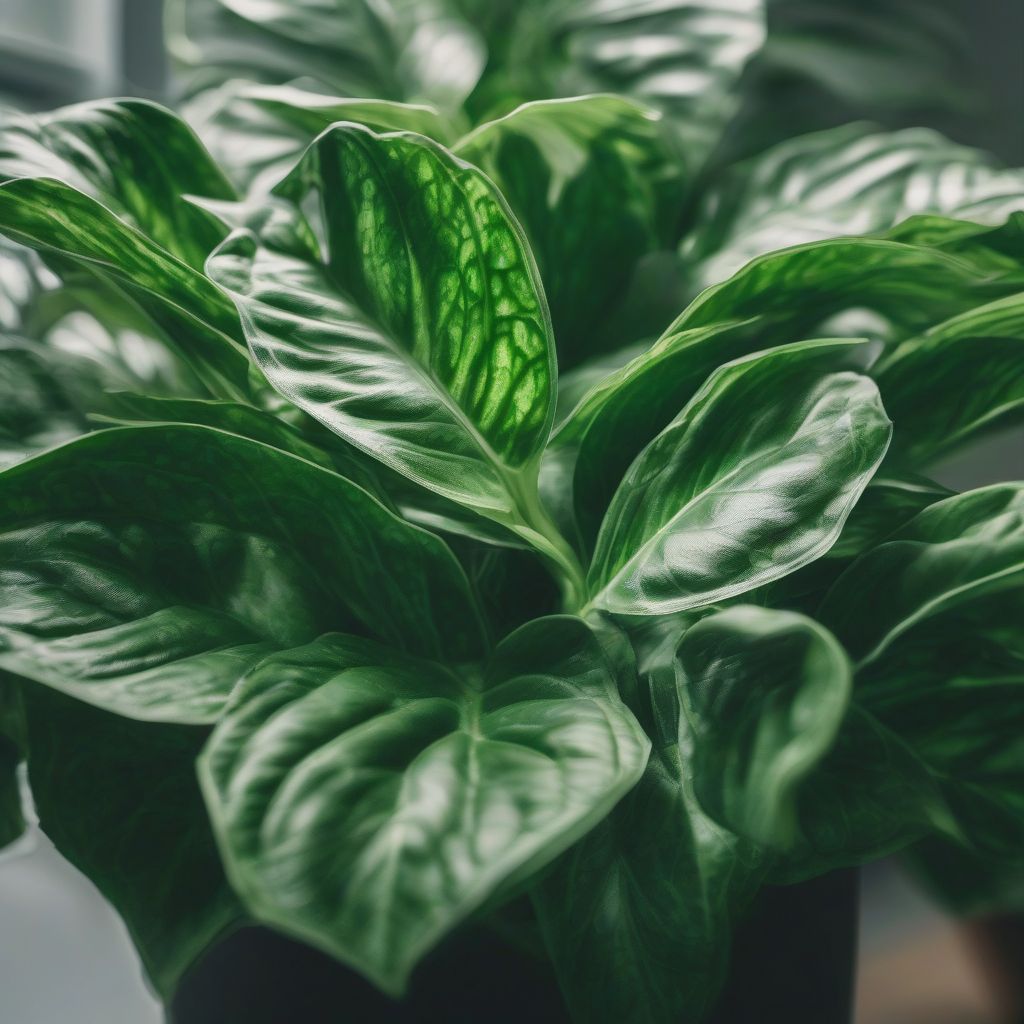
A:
[0,1,1022,1022]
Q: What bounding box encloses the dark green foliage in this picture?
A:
[0,4,1022,1021]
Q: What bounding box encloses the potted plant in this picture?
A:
[1,2,1023,1022]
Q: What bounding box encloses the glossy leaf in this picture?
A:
[551,0,766,165]
[0,177,252,401]
[679,606,851,847]
[535,628,767,1024]
[874,291,1024,467]
[0,425,484,720]
[0,334,86,468]
[168,0,486,113]
[104,394,530,550]
[23,686,242,995]
[200,618,649,995]
[686,124,1024,287]
[587,340,891,616]
[208,123,578,577]
[556,234,1015,544]
[774,486,1024,877]
[456,95,670,368]
[771,705,957,882]
[820,484,1024,666]
[753,474,953,611]
[0,99,235,269]
[189,83,453,192]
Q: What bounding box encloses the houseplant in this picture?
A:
[1,1,1023,1021]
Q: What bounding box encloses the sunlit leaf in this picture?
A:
[587,340,891,615]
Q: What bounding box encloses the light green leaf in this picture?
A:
[587,339,891,616]
[0,178,252,401]
[455,95,671,368]
[23,686,242,996]
[874,291,1024,467]
[686,124,1024,288]
[0,99,235,269]
[208,123,580,583]
[0,425,485,721]
[188,82,454,192]
[199,617,649,995]
[168,0,486,113]
[679,606,851,847]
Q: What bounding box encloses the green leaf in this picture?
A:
[168,0,485,113]
[0,99,235,269]
[0,334,86,468]
[771,705,956,882]
[752,473,953,611]
[0,674,26,851]
[95,393,339,470]
[586,339,891,616]
[0,177,252,401]
[455,95,671,369]
[22,685,242,996]
[189,83,454,192]
[534,627,767,1024]
[686,124,1024,288]
[548,0,766,166]
[556,234,1014,545]
[199,617,649,995]
[820,484,1024,666]
[207,123,580,582]
[678,606,851,847]
[0,425,484,720]
[874,291,1024,467]
[775,485,1024,876]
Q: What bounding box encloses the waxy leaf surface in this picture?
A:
[536,628,767,1024]
[0,99,234,268]
[587,340,891,615]
[874,291,1024,467]
[0,178,251,400]
[687,124,1024,287]
[776,486,1024,876]
[0,425,483,720]
[679,606,851,847]
[200,618,649,994]
[208,124,560,541]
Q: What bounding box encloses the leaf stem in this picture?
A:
[509,475,588,612]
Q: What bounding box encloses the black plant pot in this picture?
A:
[170,870,858,1024]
